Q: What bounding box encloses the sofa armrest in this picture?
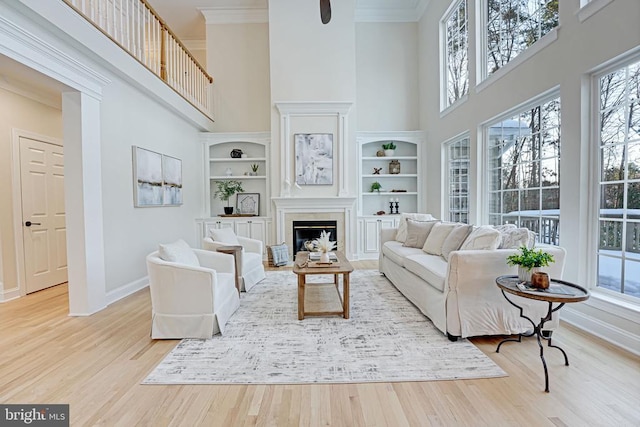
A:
[447,246,566,293]
[380,228,398,246]
[238,236,263,255]
[193,248,235,274]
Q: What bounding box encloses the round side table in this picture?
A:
[495,275,589,392]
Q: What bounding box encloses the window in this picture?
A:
[596,59,640,299]
[446,136,470,223]
[486,0,558,76]
[487,96,561,244]
[443,0,469,108]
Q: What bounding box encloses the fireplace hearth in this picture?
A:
[292,220,338,253]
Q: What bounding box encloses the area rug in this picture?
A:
[143,270,506,385]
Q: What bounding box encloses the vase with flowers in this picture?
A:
[313,230,336,263]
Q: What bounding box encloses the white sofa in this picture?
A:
[379,221,566,340]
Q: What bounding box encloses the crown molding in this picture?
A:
[199,7,268,24]
[182,39,206,51]
[0,75,61,109]
[355,0,430,22]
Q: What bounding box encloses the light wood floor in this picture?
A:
[1,261,639,426]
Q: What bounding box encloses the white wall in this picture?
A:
[0,86,62,296]
[99,78,203,293]
[419,0,640,352]
[356,22,419,131]
[205,23,270,132]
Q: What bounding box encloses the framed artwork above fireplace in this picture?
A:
[294,133,333,185]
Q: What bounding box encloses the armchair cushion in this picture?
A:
[158,239,199,267]
[210,227,240,245]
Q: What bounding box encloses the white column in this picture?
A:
[62,91,107,315]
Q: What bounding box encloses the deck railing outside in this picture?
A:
[62,0,213,119]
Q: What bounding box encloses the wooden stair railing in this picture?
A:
[62,0,214,120]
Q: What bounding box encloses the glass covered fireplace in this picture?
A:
[292,220,338,253]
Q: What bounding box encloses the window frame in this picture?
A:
[476,0,560,87]
[588,54,640,303]
[443,133,471,223]
[440,0,469,112]
[482,89,561,244]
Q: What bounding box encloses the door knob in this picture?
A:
[25,221,41,227]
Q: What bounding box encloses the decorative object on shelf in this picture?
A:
[295,133,333,185]
[506,246,555,283]
[370,181,382,192]
[389,160,401,174]
[531,271,550,289]
[382,142,396,157]
[230,149,243,158]
[225,167,233,176]
[133,146,183,207]
[391,189,407,192]
[376,210,386,215]
[389,197,399,214]
[312,230,336,263]
[373,167,382,175]
[249,163,259,176]
[236,192,260,216]
[376,149,385,157]
[214,180,244,215]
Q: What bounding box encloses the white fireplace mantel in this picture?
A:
[272,197,357,259]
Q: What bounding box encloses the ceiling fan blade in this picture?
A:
[320,0,331,24]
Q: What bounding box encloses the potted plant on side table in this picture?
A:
[507,246,555,285]
[214,180,244,215]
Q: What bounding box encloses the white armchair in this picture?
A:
[203,228,266,292]
[146,244,240,339]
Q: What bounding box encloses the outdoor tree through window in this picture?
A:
[486,0,558,76]
[597,59,640,298]
[487,96,561,244]
[444,0,468,108]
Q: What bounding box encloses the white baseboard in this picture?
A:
[106,276,149,306]
[562,306,640,357]
[0,283,20,303]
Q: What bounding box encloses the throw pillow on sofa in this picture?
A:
[422,222,459,256]
[403,219,440,248]
[209,227,240,245]
[395,213,435,243]
[460,226,501,251]
[158,239,200,267]
[498,227,536,249]
[441,224,474,261]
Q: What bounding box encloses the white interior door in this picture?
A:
[20,136,68,293]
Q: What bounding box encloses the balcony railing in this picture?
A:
[62,0,213,119]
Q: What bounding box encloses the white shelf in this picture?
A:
[210,157,267,163]
[210,176,266,180]
[362,174,418,178]
[362,192,418,196]
[362,156,418,161]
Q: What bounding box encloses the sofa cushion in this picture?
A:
[158,239,199,267]
[404,253,448,292]
[460,226,501,251]
[422,222,458,256]
[382,240,424,266]
[403,219,439,248]
[442,224,474,261]
[395,213,435,243]
[209,227,240,245]
[498,227,535,249]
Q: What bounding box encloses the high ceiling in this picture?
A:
[147,0,428,41]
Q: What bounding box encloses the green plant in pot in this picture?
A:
[507,246,555,283]
[370,181,382,192]
[214,180,244,215]
[382,142,396,157]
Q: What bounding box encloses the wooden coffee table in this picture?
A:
[293,251,354,320]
